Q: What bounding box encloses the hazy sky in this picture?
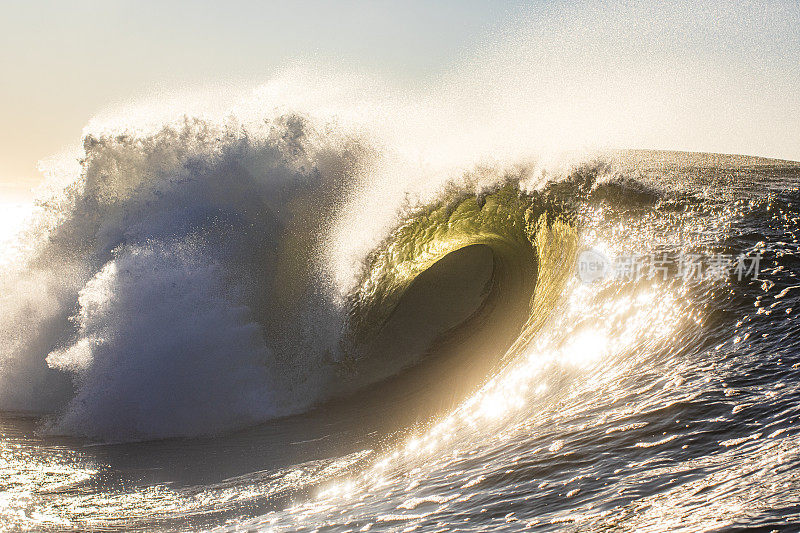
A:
[1,0,798,199]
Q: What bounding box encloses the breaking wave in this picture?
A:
[0,106,592,442]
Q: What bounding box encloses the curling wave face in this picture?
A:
[343,185,578,389]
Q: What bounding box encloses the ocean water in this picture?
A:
[1,109,800,532]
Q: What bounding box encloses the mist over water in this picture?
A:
[1,35,800,530]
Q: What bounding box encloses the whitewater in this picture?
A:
[1,77,800,531]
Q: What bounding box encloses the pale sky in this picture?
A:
[1,0,799,200]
